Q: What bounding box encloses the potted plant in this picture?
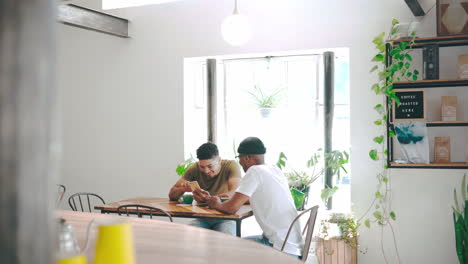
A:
[247,85,285,118]
[317,212,359,263]
[175,156,196,176]
[277,149,349,210]
[452,174,467,264]
[285,170,320,210]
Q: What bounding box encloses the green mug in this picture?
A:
[182,194,194,205]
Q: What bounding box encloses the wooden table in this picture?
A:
[94,197,253,237]
[59,210,301,264]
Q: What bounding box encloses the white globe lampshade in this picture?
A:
[221,13,252,46]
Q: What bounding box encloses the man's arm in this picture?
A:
[217,177,241,198]
[168,177,191,201]
[207,192,250,215]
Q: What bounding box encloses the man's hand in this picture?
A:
[178,181,192,192]
[207,196,221,209]
[193,188,211,203]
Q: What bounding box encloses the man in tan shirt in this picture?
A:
[168,142,241,235]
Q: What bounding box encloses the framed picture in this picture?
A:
[393,89,426,121]
[437,0,468,36]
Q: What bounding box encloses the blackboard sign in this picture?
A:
[393,89,426,121]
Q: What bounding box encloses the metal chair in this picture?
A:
[117,204,173,222]
[281,205,319,263]
[56,184,66,206]
[68,192,106,212]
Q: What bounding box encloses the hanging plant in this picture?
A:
[360,19,419,263]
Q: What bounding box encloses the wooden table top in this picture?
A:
[95,197,253,220]
[59,210,301,264]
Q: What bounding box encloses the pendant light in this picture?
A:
[221,0,252,46]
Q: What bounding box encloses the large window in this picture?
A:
[184,49,350,210]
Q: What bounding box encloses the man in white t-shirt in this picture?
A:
[206,137,304,258]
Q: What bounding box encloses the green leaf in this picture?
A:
[382,177,388,183]
[399,41,408,50]
[384,149,388,155]
[374,104,384,114]
[364,219,371,228]
[390,48,401,56]
[369,149,379,161]
[412,75,418,81]
[375,191,383,198]
[390,211,396,220]
[276,152,288,170]
[392,19,399,25]
[454,189,460,212]
[373,54,384,62]
[389,130,396,138]
[404,54,412,61]
[373,211,383,220]
[372,32,385,45]
[374,120,383,126]
[370,65,378,73]
[372,83,381,94]
[374,136,384,144]
[405,62,410,69]
[321,186,339,203]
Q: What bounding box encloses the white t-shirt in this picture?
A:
[236,164,304,256]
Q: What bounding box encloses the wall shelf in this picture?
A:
[392,35,468,48]
[393,79,468,89]
[386,35,468,169]
[390,162,468,169]
[390,121,468,127]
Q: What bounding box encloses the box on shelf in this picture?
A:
[423,44,439,80]
[458,55,468,79]
[434,136,451,163]
[441,96,457,121]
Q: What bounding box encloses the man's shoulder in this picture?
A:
[221,159,236,165]
[247,164,282,177]
[221,160,240,170]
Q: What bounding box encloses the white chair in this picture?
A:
[281,205,319,262]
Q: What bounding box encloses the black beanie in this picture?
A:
[237,137,266,155]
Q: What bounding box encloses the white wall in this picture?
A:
[57,0,465,263]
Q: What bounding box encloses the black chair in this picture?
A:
[281,205,319,263]
[68,192,106,212]
[56,184,66,206]
[117,204,173,222]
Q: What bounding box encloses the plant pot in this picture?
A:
[290,186,310,210]
[316,237,358,264]
[291,188,306,210]
[259,108,273,118]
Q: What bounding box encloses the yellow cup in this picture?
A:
[93,222,135,264]
[57,255,87,264]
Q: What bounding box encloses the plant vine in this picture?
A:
[360,19,419,263]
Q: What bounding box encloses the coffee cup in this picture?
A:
[182,192,194,204]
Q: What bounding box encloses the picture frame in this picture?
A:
[437,0,468,36]
[393,89,426,121]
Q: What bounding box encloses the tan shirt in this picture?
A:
[183,160,241,195]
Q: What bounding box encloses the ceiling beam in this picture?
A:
[57,4,129,38]
[404,0,426,16]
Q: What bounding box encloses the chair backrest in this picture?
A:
[281,205,319,263]
[68,192,106,212]
[117,204,173,222]
[56,184,66,206]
